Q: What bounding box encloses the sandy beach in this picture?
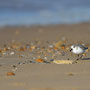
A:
[0,23,90,90]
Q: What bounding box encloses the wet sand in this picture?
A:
[0,23,90,90]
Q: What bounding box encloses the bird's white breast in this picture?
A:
[72,47,84,54]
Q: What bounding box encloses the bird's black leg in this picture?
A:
[79,54,83,60]
[76,54,80,60]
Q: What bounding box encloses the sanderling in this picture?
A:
[70,44,88,60]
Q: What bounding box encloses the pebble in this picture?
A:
[7,72,15,76]
[12,65,16,68]
[36,58,45,63]
[0,40,84,65]
[18,62,22,65]
[68,73,74,76]
[44,57,48,60]
[10,52,15,55]
[29,60,35,63]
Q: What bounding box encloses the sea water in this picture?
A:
[0,0,90,26]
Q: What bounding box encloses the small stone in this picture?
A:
[12,65,16,68]
[49,45,54,48]
[7,72,15,76]
[10,52,15,55]
[22,63,25,64]
[2,52,8,55]
[18,47,25,51]
[30,46,36,50]
[18,62,21,65]
[36,58,45,63]
[29,60,35,63]
[44,57,48,60]
[68,73,74,76]
[50,59,54,61]
[32,57,36,60]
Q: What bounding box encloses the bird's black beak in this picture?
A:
[70,49,72,52]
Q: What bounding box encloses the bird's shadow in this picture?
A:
[82,58,90,60]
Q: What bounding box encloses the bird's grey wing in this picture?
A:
[78,45,88,50]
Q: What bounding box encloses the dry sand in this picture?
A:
[0,23,90,90]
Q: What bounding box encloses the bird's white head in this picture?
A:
[71,45,75,49]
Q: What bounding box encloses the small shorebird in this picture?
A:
[70,44,88,60]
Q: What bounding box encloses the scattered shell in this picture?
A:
[11,42,21,49]
[31,46,36,50]
[60,45,66,50]
[25,44,30,49]
[53,47,58,50]
[67,73,74,76]
[18,47,26,51]
[36,58,45,63]
[49,44,54,48]
[66,47,70,51]
[2,52,8,55]
[7,72,15,76]
[55,41,66,50]
[10,52,15,55]
[44,57,48,60]
[3,48,9,52]
[52,60,74,64]
[83,53,87,56]
[12,65,16,68]
[0,49,2,52]
[7,47,11,50]
[55,41,63,48]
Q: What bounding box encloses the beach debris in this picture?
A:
[61,51,66,56]
[12,65,16,68]
[10,52,15,56]
[52,60,74,64]
[18,54,26,58]
[18,47,26,51]
[18,62,26,65]
[55,41,66,50]
[3,48,9,52]
[2,52,8,55]
[0,49,2,53]
[7,72,15,76]
[36,58,45,63]
[30,46,36,50]
[7,46,11,50]
[0,48,8,54]
[25,44,30,49]
[44,57,48,60]
[50,59,54,61]
[55,41,63,48]
[83,53,87,57]
[66,47,70,51]
[60,44,66,50]
[49,44,54,48]
[18,62,22,65]
[10,42,21,49]
[29,60,35,63]
[67,73,74,76]
[53,47,58,50]
[0,40,89,65]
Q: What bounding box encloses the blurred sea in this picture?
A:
[0,0,90,26]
